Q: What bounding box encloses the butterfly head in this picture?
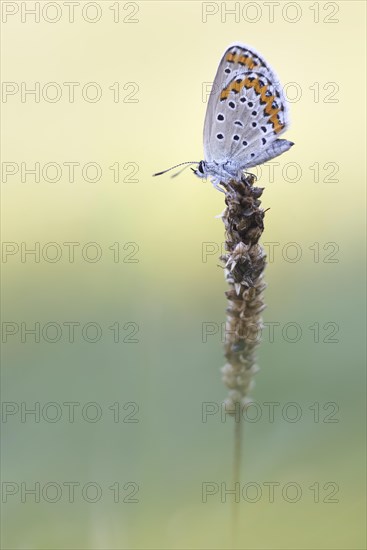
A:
[192,160,207,179]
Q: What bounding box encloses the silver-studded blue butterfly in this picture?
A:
[154,42,294,190]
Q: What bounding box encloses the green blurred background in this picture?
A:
[1,1,365,548]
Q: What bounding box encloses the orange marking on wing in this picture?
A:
[264,101,281,128]
[231,80,242,93]
[254,81,268,100]
[273,121,284,134]
[264,103,278,116]
[226,52,258,69]
[220,89,230,100]
[220,76,247,99]
[256,81,284,133]
[238,55,257,69]
[219,76,285,133]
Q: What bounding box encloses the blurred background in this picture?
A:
[1,1,366,548]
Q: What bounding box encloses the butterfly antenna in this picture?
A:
[153,161,199,177]
[170,164,196,178]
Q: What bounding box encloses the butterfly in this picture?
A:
[154,42,294,190]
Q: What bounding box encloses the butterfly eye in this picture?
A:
[198,162,204,174]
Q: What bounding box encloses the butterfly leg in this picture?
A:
[240,170,257,183]
[210,176,226,193]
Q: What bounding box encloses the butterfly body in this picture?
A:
[193,138,293,187]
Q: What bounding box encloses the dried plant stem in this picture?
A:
[231,415,242,549]
[219,174,267,546]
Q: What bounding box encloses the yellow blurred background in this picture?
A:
[1,1,366,548]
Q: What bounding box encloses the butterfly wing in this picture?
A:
[204,43,290,166]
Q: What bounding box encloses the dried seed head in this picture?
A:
[220,174,266,406]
